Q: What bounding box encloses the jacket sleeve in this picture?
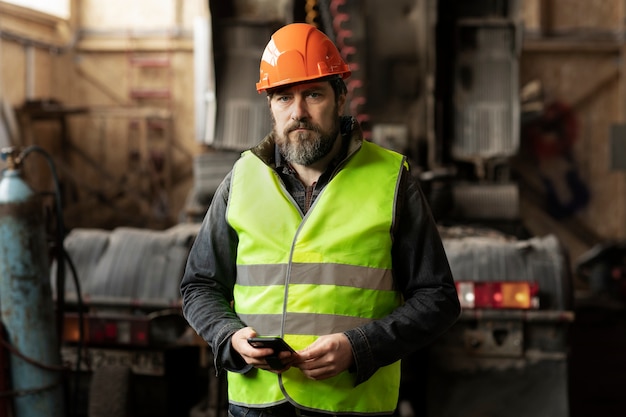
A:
[180,171,251,374]
[344,169,461,385]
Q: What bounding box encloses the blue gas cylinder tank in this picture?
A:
[0,157,65,417]
[0,168,34,202]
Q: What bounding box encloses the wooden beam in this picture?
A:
[0,2,69,48]
[523,39,622,54]
[76,35,193,52]
[571,67,620,110]
[75,60,130,105]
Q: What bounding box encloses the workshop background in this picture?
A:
[1,0,625,266]
[1,0,626,417]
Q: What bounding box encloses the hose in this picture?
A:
[18,145,66,342]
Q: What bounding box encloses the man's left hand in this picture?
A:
[294,333,354,380]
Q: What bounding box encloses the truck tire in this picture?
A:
[88,366,132,417]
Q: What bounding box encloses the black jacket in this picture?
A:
[180,116,460,385]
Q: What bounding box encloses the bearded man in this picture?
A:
[181,23,460,417]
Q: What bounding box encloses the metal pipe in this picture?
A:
[25,45,34,100]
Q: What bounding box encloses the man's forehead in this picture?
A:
[270,80,331,95]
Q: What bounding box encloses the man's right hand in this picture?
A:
[231,327,297,372]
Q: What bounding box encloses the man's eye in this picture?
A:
[307,92,321,99]
[276,96,291,103]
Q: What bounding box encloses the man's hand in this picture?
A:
[294,333,354,380]
[230,327,297,372]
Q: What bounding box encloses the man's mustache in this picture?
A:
[286,121,318,133]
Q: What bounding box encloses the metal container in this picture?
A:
[0,163,64,417]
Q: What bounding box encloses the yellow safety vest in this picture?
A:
[226,141,405,414]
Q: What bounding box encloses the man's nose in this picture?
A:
[291,96,309,120]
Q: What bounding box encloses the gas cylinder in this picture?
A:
[0,149,64,417]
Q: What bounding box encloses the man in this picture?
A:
[181,23,460,417]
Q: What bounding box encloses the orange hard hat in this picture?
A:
[256,23,351,93]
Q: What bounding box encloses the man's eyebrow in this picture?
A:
[271,83,327,97]
[303,85,325,92]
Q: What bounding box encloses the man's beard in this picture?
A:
[274,115,340,166]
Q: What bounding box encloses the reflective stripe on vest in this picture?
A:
[226,141,405,414]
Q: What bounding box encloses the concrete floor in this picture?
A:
[568,304,626,417]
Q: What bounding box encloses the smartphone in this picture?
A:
[247,336,295,369]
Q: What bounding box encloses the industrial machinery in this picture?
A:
[195,2,576,417]
[424,227,574,417]
[54,222,205,417]
[0,2,573,417]
[417,2,574,416]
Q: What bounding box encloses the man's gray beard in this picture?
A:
[277,129,338,166]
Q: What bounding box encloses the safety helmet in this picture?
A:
[256,23,351,93]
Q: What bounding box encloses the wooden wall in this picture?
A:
[66,0,207,229]
[518,0,626,266]
[1,0,205,230]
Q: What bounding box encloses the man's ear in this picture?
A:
[338,93,347,116]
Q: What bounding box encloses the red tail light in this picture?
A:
[63,314,150,346]
[456,281,539,309]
